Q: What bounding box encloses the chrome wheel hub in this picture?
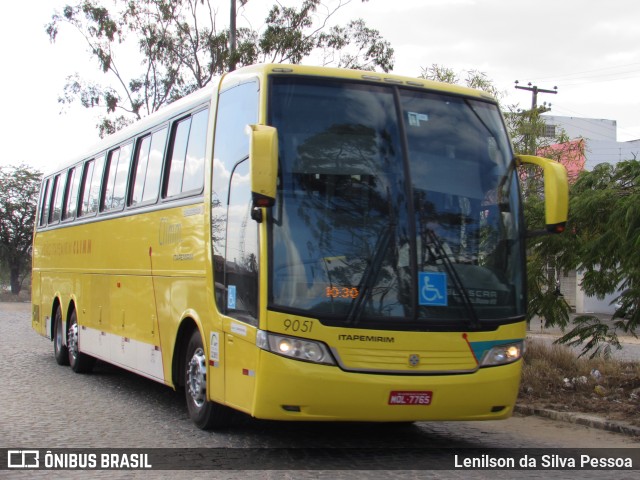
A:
[187,347,207,407]
[68,322,78,361]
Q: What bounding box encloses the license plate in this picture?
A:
[388,391,433,405]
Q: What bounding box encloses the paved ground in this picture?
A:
[1,301,638,479]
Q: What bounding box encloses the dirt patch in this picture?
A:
[518,339,640,426]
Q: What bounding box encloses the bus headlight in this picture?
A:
[479,342,524,367]
[257,331,336,366]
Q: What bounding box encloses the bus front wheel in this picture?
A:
[185,329,231,430]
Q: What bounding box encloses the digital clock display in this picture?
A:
[325,286,360,299]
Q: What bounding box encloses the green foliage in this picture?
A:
[554,160,640,354]
[0,165,42,295]
[47,0,394,136]
[419,64,504,102]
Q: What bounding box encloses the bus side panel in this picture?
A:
[31,269,46,337]
[78,274,109,360]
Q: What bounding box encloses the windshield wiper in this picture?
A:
[346,223,395,325]
[425,229,480,330]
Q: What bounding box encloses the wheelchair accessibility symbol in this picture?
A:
[418,272,448,306]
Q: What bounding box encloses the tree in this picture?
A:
[420,64,502,101]
[46,0,394,136]
[552,159,640,357]
[0,165,42,296]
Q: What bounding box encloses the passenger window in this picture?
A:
[181,109,208,192]
[166,108,209,198]
[131,127,167,206]
[62,166,81,220]
[79,155,105,217]
[103,143,132,211]
[166,118,191,197]
[38,178,51,227]
[49,174,64,224]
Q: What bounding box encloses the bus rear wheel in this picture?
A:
[53,308,69,366]
[185,329,231,430]
[67,310,95,374]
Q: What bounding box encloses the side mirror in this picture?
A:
[248,124,278,209]
[517,155,569,233]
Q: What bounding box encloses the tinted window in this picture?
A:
[224,160,259,325]
[38,178,51,227]
[211,81,259,314]
[62,166,81,220]
[80,155,105,216]
[181,109,208,192]
[166,108,209,197]
[103,143,132,211]
[49,174,64,224]
[166,118,191,197]
[131,127,167,206]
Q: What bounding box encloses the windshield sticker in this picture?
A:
[418,272,448,306]
[227,285,237,309]
[408,112,429,127]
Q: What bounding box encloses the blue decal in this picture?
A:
[418,272,447,306]
[227,285,237,309]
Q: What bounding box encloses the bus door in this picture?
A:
[219,159,261,412]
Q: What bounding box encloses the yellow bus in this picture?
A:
[32,64,568,429]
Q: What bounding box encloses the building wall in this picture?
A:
[542,115,617,141]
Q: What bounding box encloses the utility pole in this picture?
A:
[230,0,237,71]
[514,81,558,154]
[514,81,558,112]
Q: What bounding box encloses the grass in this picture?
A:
[519,339,640,426]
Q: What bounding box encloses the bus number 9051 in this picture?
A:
[283,318,314,333]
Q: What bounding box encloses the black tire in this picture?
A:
[53,308,69,366]
[185,329,232,430]
[67,310,96,374]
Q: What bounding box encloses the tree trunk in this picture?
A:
[10,264,22,296]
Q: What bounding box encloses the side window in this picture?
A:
[79,155,105,217]
[165,108,209,198]
[131,127,167,206]
[62,166,81,221]
[224,160,259,325]
[211,80,259,315]
[103,143,133,211]
[38,178,51,227]
[48,174,64,224]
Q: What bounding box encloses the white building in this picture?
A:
[541,114,640,314]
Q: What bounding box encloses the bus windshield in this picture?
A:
[268,76,525,329]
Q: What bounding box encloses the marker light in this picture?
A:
[257,331,336,365]
[479,342,524,367]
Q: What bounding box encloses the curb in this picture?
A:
[515,404,640,438]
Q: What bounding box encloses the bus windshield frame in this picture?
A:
[267,75,525,331]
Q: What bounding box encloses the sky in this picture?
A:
[1,0,639,174]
